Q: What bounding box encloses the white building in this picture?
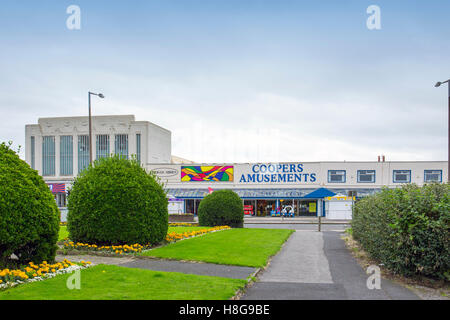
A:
[148,161,447,218]
[25,115,171,208]
[25,114,447,219]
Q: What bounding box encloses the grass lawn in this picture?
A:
[141,228,294,267]
[59,226,69,241]
[0,264,246,300]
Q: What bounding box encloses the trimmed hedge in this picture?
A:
[352,183,449,280]
[198,190,244,228]
[67,155,168,245]
[0,142,59,268]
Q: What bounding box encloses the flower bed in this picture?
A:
[169,222,199,227]
[165,226,230,243]
[0,259,91,290]
[61,226,231,255]
[63,242,145,254]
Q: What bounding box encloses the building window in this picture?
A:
[30,136,35,169]
[42,136,55,176]
[60,135,73,176]
[78,135,90,173]
[424,170,442,183]
[115,134,128,159]
[136,133,141,164]
[96,134,110,159]
[393,170,411,183]
[328,170,346,183]
[357,170,375,183]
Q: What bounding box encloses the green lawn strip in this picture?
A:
[141,228,294,268]
[0,264,246,300]
[59,226,69,241]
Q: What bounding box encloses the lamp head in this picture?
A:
[98,93,105,98]
[435,82,442,88]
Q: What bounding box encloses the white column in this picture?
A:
[110,134,115,156]
[129,131,136,159]
[35,134,43,176]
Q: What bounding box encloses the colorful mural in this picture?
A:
[181,166,234,182]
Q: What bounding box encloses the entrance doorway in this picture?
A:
[297,200,317,217]
[184,199,202,215]
[255,200,277,216]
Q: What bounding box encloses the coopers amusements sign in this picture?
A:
[238,163,317,183]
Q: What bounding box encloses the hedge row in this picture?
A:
[352,183,449,280]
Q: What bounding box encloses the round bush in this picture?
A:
[67,155,168,245]
[198,190,244,228]
[0,142,59,268]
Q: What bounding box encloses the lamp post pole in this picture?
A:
[88,91,105,165]
[88,92,92,165]
[435,80,450,182]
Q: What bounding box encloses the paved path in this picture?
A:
[117,259,256,280]
[242,231,420,300]
[56,254,135,265]
[56,254,256,280]
[258,232,333,284]
[245,223,348,231]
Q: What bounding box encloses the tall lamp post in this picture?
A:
[88,91,105,165]
[434,79,450,182]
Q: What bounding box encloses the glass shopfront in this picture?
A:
[182,198,319,217]
[169,188,332,218]
[185,199,202,215]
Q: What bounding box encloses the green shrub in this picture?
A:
[67,155,168,245]
[352,183,449,280]
[0,142,59,268]
[198,190,244,228]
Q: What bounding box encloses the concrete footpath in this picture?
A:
[56,254,257,280]
[241,231,420,300]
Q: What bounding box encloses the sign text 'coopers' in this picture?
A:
[239,163,317,183]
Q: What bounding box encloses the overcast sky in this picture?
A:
[0,0,449,163]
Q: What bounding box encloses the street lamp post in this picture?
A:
[435,79,450,182]
[88,91,105,165]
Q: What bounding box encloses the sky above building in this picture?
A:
[0,0,449,163]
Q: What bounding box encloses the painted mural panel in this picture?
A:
[181,166,234,182]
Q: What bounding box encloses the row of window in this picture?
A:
[328,169,443,184]
[31,134,141,176]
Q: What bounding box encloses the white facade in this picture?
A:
[148,161,447,191]
[148,161,447,217]
[25,114,171,183]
